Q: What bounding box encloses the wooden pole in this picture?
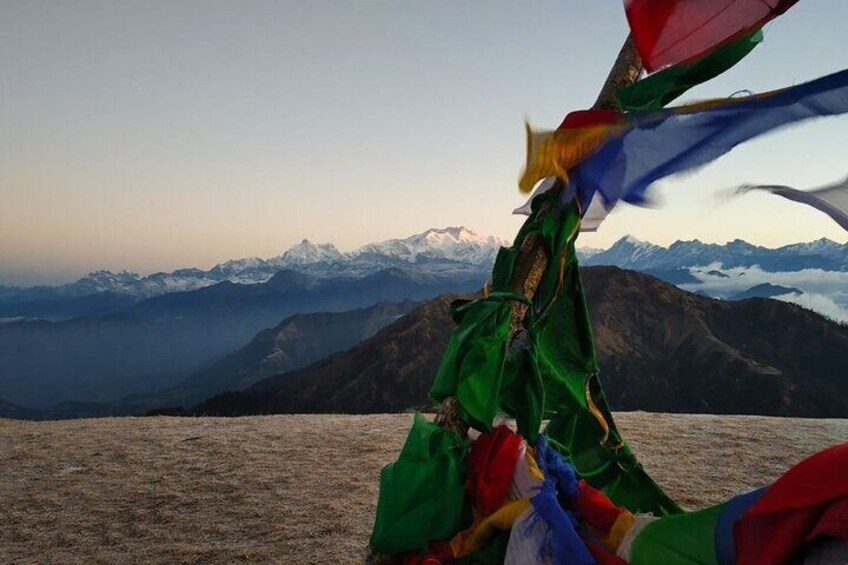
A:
[506,35,643,337]
[593,35,643,111]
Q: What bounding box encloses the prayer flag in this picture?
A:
[616,28,763,111]
[735,176,848,231]
[625,0,798,72]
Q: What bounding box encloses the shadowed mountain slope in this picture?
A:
[0,397,41,420]
[0,268,481,408]
[196,267,848,417]
[24,301,420,419]
[121,300,420,412]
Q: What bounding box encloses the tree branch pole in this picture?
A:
[371,33,644,565]
[435,35,643,431]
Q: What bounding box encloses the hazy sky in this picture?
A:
[2,1,847,285]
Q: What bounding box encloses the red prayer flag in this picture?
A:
[574,480,627,534]
[465,426,524,516]
[624,0,799,72]
[734,442,848,564]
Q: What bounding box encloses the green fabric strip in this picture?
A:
[432,189,682,515]
[526,197,681,515]
[429,291,529,431]
[616,28,763,111]
[369,413,471,554]
[630,502,726,565]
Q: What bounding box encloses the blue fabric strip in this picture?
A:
[573,69,848,221]
[714,487,767,565]
[531,484,596,565]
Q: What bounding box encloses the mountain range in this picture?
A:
[1,228,846,412]
[0,227,505,320]
[580,235,848,272]
[579,236,848,323]
[195,267,848,418]
[0,268,478,409]
[4,231,846,323]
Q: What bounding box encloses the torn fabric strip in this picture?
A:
[734,176,848,231]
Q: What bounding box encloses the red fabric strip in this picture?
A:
[734,443,848,564]
[559,109,622,130]
[624,0,799,72]
[465,426,524,516]
[574,480,626,534]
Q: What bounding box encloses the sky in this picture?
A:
[1,1,847,286]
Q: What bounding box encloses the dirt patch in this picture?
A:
[1,413,845,564]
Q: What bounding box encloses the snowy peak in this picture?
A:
[620,235,647,245]
[74,270,143,294]
[7,227,509,300]
[80,270,142,284]
[418,226,500,245]
[276,239,343,266]
[576,247,604,260]
[596,235,665,267]
[214,257,264,273]
[780,238,842,256]
[356,226,508,265]
[583,235,848,272]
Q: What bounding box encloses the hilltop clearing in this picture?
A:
[2,413,846,563]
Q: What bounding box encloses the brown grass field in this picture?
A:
[1,413,846,564]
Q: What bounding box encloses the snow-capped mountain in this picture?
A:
[580,235,848,323]
[356,227,505,265]
[4,230,846,322]
[3,227,509,303]
[271,240,345,267]
[582,236,848,272]
[270,227,508,278]
[578,235,665,267]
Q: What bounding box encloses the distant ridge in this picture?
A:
[3,232,844,322]
[110,300,420,413]
[581,236,847,272]
[4,232,843,307]
[730,283,802,301]
[0,227,506,320]
[2,227,506,300]
[0,397,40,420]
[195,267,848,418]
[2,231,845,410]
[0,266,482,409]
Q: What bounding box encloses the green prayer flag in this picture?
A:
[369,413,471,554]
[374,189,683,556]
[522,197,680,515]
[630,503,726,565]
[429,291,526,430]
[617,29,763,111]
[499,342,545,443]
[433,189,681,516]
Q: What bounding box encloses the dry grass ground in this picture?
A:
[1,413,846,564]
